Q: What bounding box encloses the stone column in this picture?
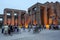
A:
[24,14,26,27]
[43,7,48,25]
[11,10,14,25]
[4,10,7,25]
[50,5,56,25]
[33,14,36,25]
[18,11,21,26]
[31,9,33,25]
[36,5,41,26]
[55,4,60,25]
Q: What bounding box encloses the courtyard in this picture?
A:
[0,29,60,40]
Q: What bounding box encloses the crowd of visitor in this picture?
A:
[1,24,60,35]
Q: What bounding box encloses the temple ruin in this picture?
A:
[0,2,60,28]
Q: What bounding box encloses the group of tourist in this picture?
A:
[2,24,60,35]
[1,24,43,35]
[49,24,60,30]
[1,24,19,35]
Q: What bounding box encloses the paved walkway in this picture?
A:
[0,29,60,40]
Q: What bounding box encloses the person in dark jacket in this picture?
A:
[8,25,13,35]
[22,25,25,31]
[1,25,4,33]
[28,24,31,32]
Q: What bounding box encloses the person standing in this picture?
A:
[1,25,4,33]
[22,25,25,31]
[33,24,36,33]
[28,24,31,32]
[4,25,8,35]
[8,25,12,35]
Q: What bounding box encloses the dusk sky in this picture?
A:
[0,0,60,14]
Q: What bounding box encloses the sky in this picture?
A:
[0,0,60,14]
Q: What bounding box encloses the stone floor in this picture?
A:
[0,29,60,40]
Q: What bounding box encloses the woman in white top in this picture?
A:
[4,25,8,34]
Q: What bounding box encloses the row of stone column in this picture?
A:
[28,5,48,25]
[49,3,57,25]
[4,10,21,26]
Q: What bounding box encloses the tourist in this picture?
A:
[4,25,8,34]
[33,24,36,33]
[28,24,31,32]
[22,25,25,31]
[14,25,19,32]
[38,25,41,32]
[8,25,11,35]
[58,25,60,29]
[49,25,51,30]
[17,26,19,32]
[1,25,4,33]
[18,26,21,33]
